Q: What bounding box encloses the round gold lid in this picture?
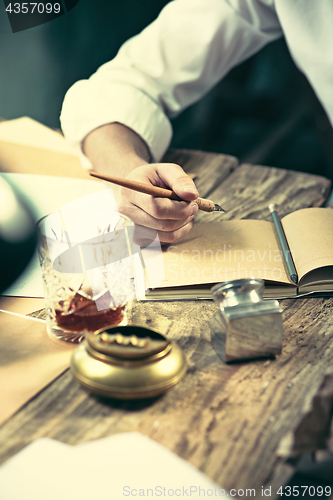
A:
[70,326,187,399]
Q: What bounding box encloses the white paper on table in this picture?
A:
[0,433,224,500]
[1,174,150,300]
[1,173,110,297]
[0,116,92,170]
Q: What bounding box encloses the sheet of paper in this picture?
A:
[0,117,92,174]
[0,433,221,500]
[0,117,78,153]
[282,207,333,280]
[0,173,110,297]
[0,297,74,426]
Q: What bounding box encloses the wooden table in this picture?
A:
[1,149,333,499]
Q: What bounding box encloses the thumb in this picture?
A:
[156,163,199,201]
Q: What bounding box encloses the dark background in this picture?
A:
[1,0,333,180]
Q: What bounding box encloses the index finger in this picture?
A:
[127,189,198,221]
[154,163,199,202]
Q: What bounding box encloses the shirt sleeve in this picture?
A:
[275,0,333,129]
[60,0,282,162]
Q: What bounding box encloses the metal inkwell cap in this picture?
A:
[70,326,187,399]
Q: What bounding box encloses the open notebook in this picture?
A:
[143,207,333,300]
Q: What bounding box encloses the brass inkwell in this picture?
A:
[71,326,187,399]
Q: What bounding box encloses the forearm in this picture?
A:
[62,0,280,165]
[82,122,150,178]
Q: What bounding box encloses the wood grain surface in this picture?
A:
[0,149,332,499]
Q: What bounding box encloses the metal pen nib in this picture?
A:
[213,204,226,213]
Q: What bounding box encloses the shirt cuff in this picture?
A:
[60,81,173,163]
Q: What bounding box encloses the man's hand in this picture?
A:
[83,123,199,243]
[118,163,199,244]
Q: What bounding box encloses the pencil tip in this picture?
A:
[268,203,276,213]
[290,274,298,284]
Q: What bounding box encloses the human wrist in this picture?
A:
[83,123,150,178]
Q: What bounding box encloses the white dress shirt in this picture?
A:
[60,0,333,162]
